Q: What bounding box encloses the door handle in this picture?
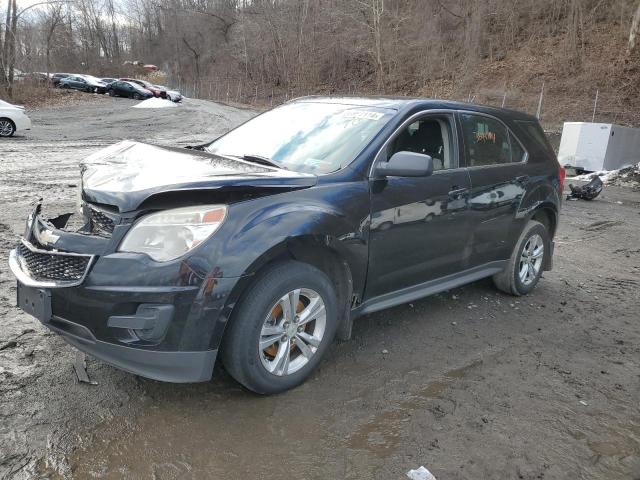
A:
[515,175,530,184]
[448,187,468,199]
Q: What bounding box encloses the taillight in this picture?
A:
[558,166,566,192]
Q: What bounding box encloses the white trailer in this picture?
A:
[557,122,640,172]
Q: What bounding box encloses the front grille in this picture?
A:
[88,206,116,237]
[17,241,92,282]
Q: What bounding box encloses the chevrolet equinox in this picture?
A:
[9,97,564,394]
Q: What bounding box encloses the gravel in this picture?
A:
[1,97,639,479]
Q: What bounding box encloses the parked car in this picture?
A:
[155,84,182,102]
[9,97,563,394]
[120,78,167,98]
[106,80,154,100]
[51,73,71,87]
[0,99,31,137]
[59,74,107,93]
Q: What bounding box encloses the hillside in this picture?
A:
[2,0,640,132]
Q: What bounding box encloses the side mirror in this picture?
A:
[375,151,434,178]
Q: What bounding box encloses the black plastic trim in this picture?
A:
[354,261,506,317]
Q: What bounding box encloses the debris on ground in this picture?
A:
[407,465,437,480]
[132,97,177,109]
[73,352,98,385]
[569,162,640,189]
[567,176,603,201]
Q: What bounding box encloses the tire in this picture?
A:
[133,93,141,100]
[108,89,115,97]
[493,220,550,296]
[0,118,16,137]
[221,260,338,394]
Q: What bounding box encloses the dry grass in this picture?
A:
[0,81,111,109]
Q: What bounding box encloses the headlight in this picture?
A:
[118,205,227,262]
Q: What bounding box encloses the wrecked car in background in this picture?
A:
[59,75,108,94]
[120,78,167,98]
[9,97,563,394]
[106,80,154,100]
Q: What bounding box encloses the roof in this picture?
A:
[293,96,538,122]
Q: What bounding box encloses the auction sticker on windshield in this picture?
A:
[340,110,385,121]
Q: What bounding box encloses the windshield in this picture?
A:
[206,102,394,174]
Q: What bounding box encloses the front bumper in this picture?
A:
[8,208,241,383]
[60,327,217,383]
[14,113,31,132]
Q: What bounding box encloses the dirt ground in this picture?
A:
[1,97,639,480]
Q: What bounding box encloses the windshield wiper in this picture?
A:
[239,154,287,170]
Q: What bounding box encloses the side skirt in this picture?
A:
[353,260,506,319]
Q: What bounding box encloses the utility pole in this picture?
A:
[536,82,545,120]
[591,89,599,123]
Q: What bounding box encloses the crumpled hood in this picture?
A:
[80,140,317,212]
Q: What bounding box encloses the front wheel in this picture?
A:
[221,261,338,394]
[493,220,550,296]
[133,93,141,100]
[0,118,16,137]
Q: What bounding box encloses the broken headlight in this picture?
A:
[118,205,227,262]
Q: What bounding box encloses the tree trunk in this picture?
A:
[629,1,640,55]
[8,0,17,95]
[1,0,11,86]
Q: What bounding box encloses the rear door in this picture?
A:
[366,111,473,299]
[458,112,530,265]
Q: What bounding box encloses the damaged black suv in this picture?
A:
[10,97,563,394]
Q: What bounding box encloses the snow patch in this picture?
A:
[132,98,178,109]
[568,162,640,188]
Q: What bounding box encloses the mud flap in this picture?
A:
[544,240,554,271]
[336,312,353,341]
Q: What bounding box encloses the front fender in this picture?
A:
[213,182,371,287]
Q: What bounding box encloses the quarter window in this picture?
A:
[509,132,526,162]
[461,113,515,167]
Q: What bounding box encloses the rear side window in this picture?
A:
[515,120,555,156]
[460,113,512,167]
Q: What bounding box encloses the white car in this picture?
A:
[0,99,31,137]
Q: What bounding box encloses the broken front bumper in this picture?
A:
[9,206,238,383]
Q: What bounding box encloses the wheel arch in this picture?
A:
[527,203,558,270]
[215,235,356,354]
[529,203,558,238]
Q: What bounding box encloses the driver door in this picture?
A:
[366,112,473,299]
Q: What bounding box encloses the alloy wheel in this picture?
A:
[0,120,14,136]
[259,288,326,376]
[519,233,544,286]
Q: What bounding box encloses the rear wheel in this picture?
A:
[0,118,16,137]
[493,220,549,296]
[221,261,338,394]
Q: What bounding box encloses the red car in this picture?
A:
[119,78,167,98]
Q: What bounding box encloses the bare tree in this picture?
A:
[629,0,640,55]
